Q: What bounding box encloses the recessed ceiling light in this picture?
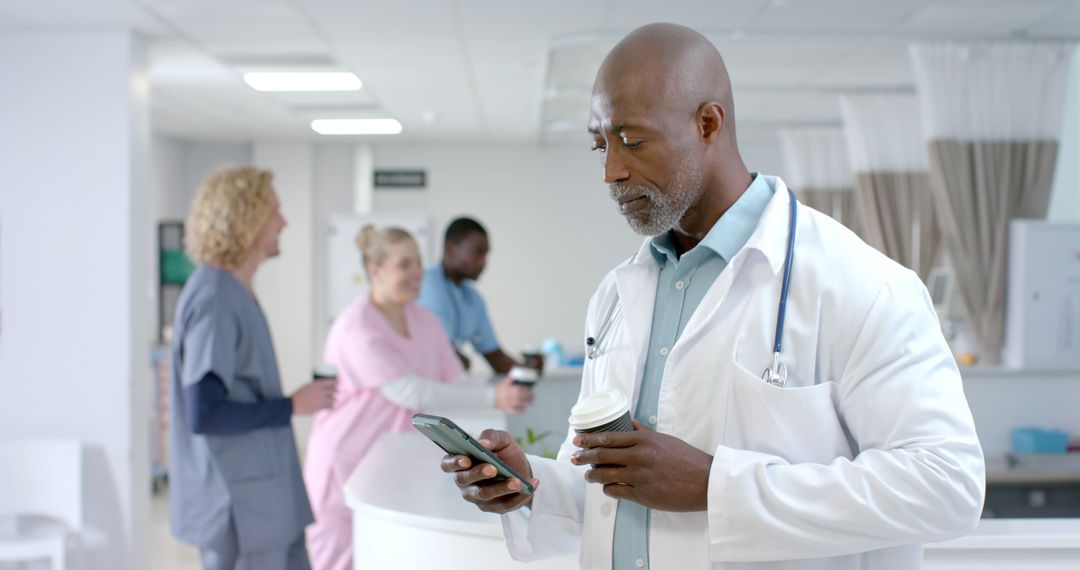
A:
[243,72,362,92]
[311,119,403,135]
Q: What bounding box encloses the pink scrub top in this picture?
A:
[303,295,465,515]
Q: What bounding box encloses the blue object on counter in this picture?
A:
[1011,427,1070,454]
[541,338,565,367]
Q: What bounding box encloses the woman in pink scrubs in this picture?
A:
[304,225,533,570]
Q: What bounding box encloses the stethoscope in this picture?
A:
[586,188,798,388]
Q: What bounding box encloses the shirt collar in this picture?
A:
[648,173,773,266]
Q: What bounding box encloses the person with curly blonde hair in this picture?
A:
[169,165,336,570]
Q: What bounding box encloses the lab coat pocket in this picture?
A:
[725,362,852,464]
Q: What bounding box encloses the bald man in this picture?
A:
[442,23,983,569]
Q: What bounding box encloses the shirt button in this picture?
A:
[635,559,645,568]
[659,346,669,357]
[674,280,685,290]
[648,415,657,425]
[601,503,612,517]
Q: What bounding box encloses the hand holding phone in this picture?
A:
[418,414,539,513]
[414,414,534,495]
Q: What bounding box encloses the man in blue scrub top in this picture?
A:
[419,217,541,374]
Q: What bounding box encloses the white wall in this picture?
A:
[312,143,358,361]
[364,143,643,358]
[0,31,152,570]
[963,370,1080,458]
[1048,45,1080,222]
[253,142,317,445]
[152,135,252,222]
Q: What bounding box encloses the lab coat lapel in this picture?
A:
[676,178,792,351]
[612,239,659,400]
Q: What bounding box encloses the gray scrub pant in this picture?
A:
[200,516,311,570]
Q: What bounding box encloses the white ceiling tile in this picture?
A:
[0,5,22,28]
[301,0,460,62]
[148,2,327,54]
[714,36,861,70]
[545,40,614,91]
[456,1,609,45]
[747,0,924,33]
[149,40,236,88]
[895,0,1073,36]
[811,43,914,87]
[601,0,770,33]
[734,90,842,125]
[1,0,168,34]
[136,0,1080,141]
[264,90,379,110]
[1026,1,1080,37]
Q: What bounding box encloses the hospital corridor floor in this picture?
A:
[152,491,201,569]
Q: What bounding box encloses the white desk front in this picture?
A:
[343,433,1080,570]
[343,430,576,569]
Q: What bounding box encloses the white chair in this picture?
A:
[0,438,82,569]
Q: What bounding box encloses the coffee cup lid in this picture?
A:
[509,366,539,382]
[313,365,338,378]
[568,389,629,429]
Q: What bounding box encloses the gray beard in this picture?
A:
[609,157,703,236]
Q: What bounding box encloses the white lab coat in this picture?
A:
[501,175,985,569]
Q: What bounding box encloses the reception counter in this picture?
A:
[345,432,1080,569]
[344,431,575,569]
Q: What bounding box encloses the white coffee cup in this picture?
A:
[509,365,540,387]
[568,389,633,434]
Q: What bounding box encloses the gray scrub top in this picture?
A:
[168,264,313,552]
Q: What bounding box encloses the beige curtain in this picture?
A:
[927,140,1058,364]
[911,42,1072,364]
[841,94,939,282]
[779,128,863,236]
[798,187,862,237]
[853,172,939,281]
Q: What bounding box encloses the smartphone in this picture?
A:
[412,413,534,496]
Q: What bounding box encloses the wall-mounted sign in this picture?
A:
[374,170,426,189]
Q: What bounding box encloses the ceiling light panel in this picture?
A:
[311,118,402,135]
[243,72,362,91]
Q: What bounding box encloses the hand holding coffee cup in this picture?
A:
[494,378,533,414]
[521,350,545,374]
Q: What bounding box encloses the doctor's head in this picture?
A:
[589,23,743,236]
[185,165,287,269]
[442,217,489,281]
[357,225,423,306]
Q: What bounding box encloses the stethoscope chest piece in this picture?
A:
[762,357,788,387]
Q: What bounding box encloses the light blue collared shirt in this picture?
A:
[612,174,774,569]
[418,264,500,354]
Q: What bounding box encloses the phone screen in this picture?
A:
[412,413,534,495]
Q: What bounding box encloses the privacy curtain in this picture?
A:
[840,94,940,282]
[779,128,861,236]
[910,42,1074,364]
